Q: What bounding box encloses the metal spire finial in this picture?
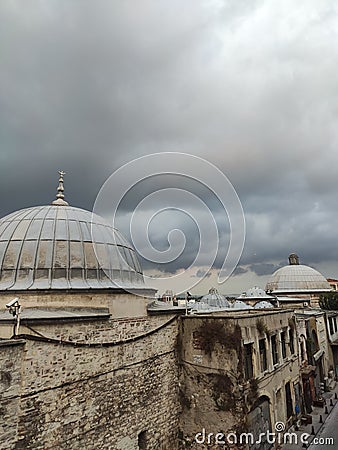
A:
[52,170,69,206]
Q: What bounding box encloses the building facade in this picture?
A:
[0,178,336,449]
[0,175,180,449]
[178,310,301,449]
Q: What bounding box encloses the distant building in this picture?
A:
[200,287,230,308]
[237,286,275,307]
[180,309,301,446]
[0,174,180,450]
[161,289,175,303]
[0,176,336,449]
[265,253,331,306]
[327,278,338,291]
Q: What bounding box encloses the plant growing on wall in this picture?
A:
[319,292,338,310]
[210,373,235,411]
[288,317,296,329]
[256,319,268,335]
[196,320,242,356]
[178,387,191,410]
[246,378,259,407]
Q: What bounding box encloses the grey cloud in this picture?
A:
[194,269,212,278]
[248,263,281,277]
[0,1,337,281]
[231,266,249,276]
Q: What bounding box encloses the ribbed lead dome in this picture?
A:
[201,287,230,308]
[265,264,330,293]
[0,205,144,290]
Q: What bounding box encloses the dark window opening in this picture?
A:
[281,331,287,359]
[259,339,267,372]
[285,382,293,419]
[138,430,147,450]
[289,328,295,355]
[244,343,254,379]
[329,317,334,335]
[271,335,278,365]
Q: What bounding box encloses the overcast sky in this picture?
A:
[1,0,337,293]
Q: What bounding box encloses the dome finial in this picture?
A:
[288,253,299,265]
[52,170,69,206]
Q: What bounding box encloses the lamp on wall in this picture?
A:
[6,298,21,337]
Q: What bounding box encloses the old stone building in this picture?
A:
[294,310,333,414]
[178,309,300,449]
[0,174,180,449]
[324,311,338,379]
[0,176,333,450]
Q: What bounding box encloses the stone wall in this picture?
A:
[0,290,153,319]
[0,314,181,450]
[19,314,173,343]
[0,340,25,450]
[178,311,300,449]
[0,309,304,449]
[178,315,246,449]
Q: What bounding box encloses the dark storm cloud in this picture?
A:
[231,266,248,276]
[248,263,281,277]
[194,269,212,279]
[1,0,338,277]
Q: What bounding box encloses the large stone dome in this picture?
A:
[265,254,330,294]
[0,204,144,290]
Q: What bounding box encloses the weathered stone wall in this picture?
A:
[0,314,181,450]
[0,340,25,450]
[0,290,153,319]
[19,314,173,343]
[178,316,246,449]
[178,311,300,449]
[0,309,303,450]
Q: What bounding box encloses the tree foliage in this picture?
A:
[319,292,338,310]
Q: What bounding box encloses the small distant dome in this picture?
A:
[254,301,274,309]
[265,255,330,294]
[232,300,253,310]
[237,286,274,300]
[188,301,210,312]
[201,287,230,308]
[245,286,270,298]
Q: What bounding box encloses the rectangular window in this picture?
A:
[281,331,287,359]
[271,335,278,365]
[289,328,295,355]
[244,343,254,379]
[259,339,267,372]
[285,382,293,419]
[329,317,334,335]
